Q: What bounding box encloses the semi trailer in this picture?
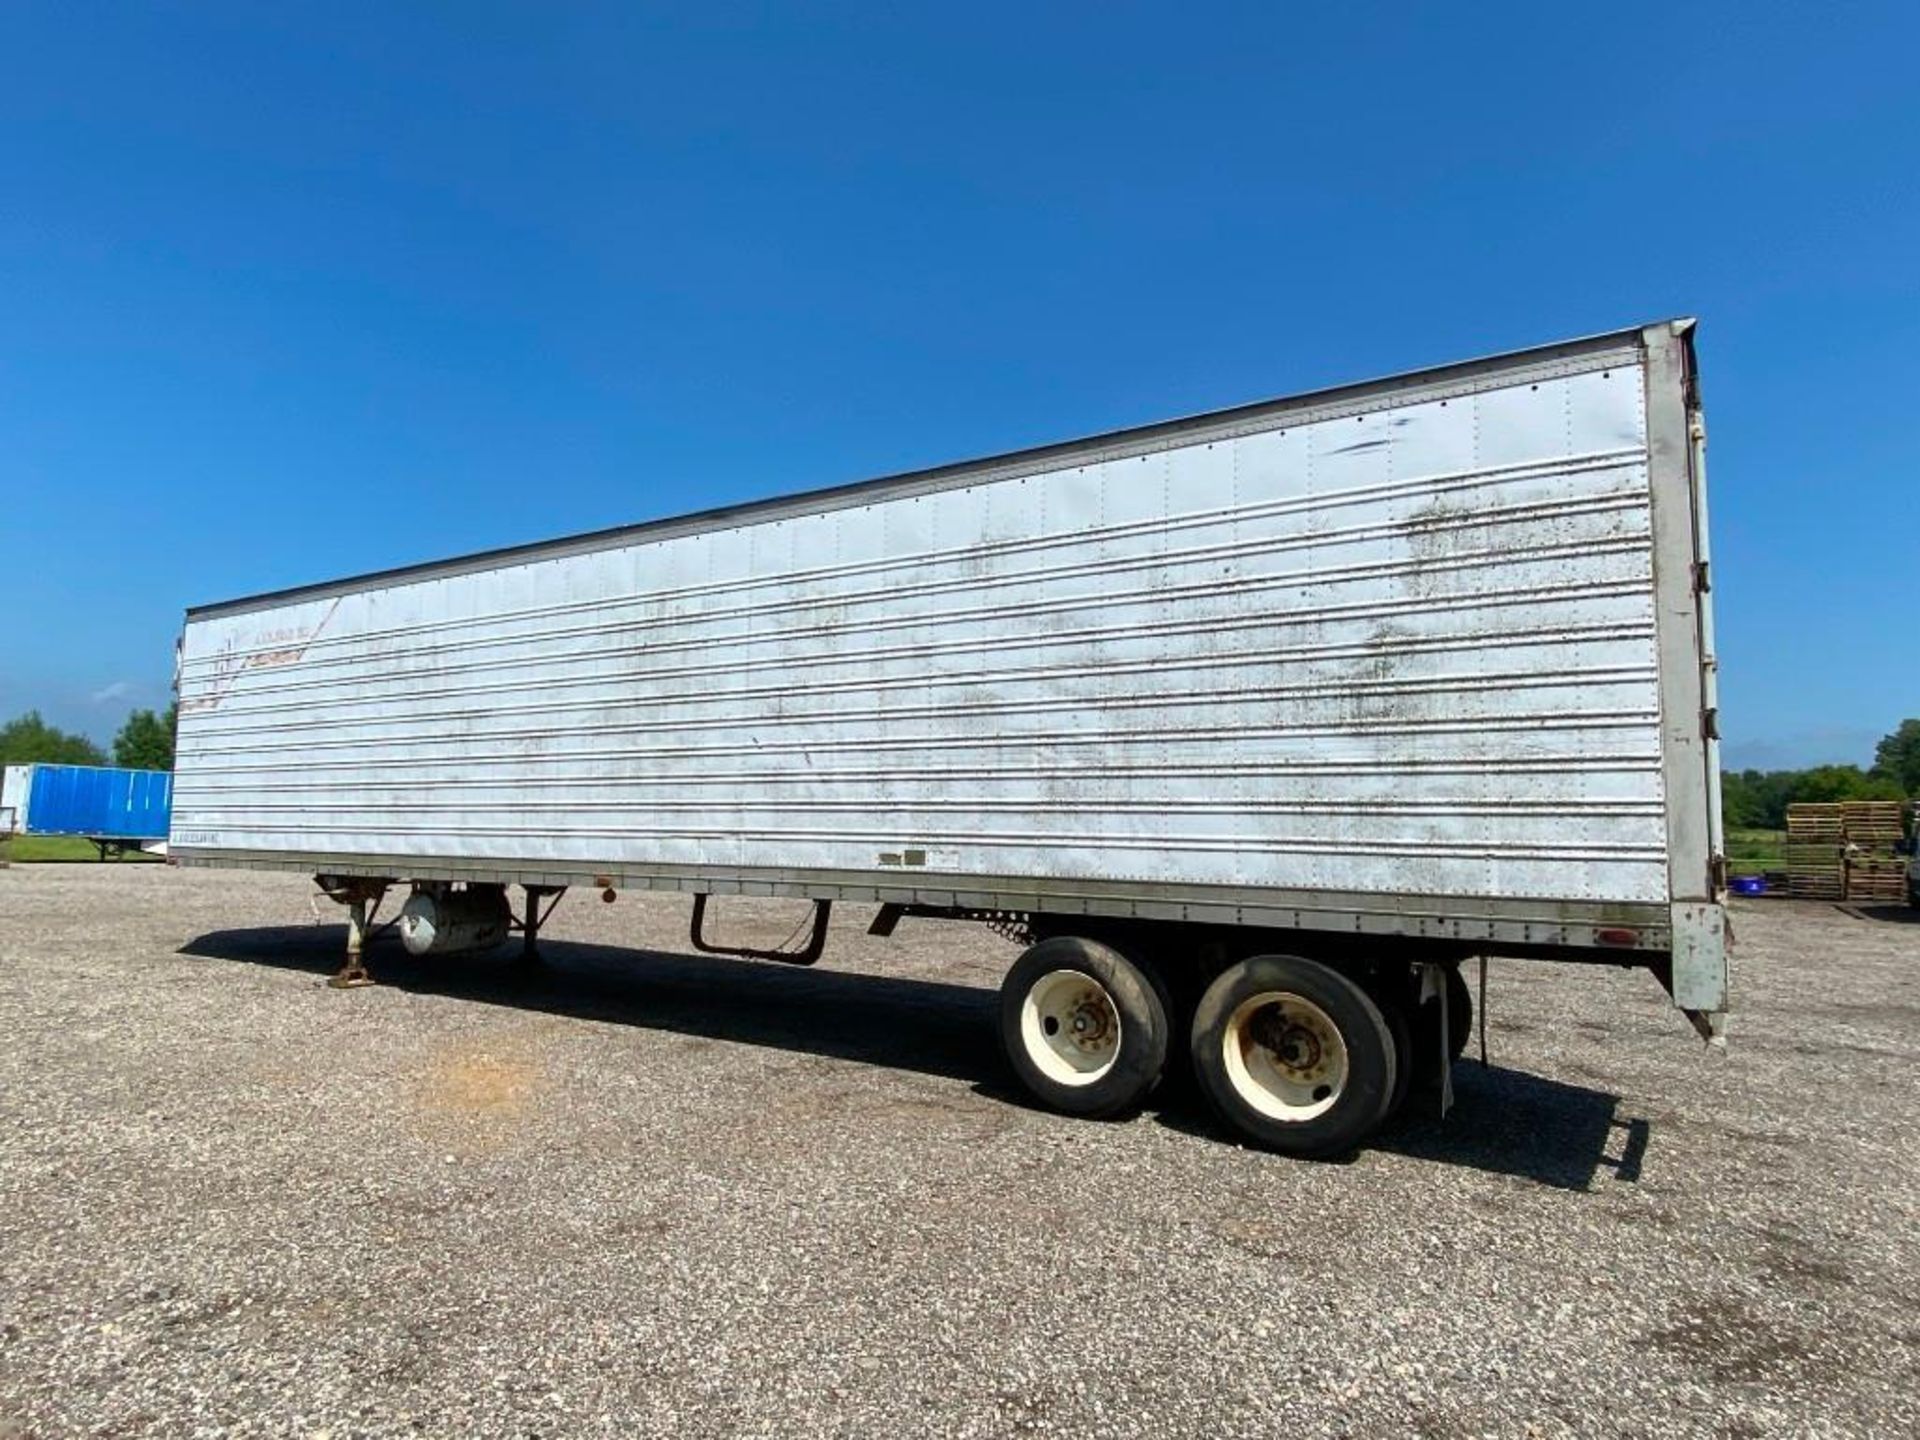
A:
[171,319,1726,1156]
[3,763,174,859]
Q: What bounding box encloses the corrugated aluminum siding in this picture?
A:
[174,332,1676,913]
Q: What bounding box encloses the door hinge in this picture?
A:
[1693,559,1710,593]
[1702,707,1719,740]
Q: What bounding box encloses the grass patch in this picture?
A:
[1726,826,1785,872]
[0,834,162,863]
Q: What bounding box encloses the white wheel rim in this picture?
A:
[1020,969,1124,1087]
[1222,991,1348,1122]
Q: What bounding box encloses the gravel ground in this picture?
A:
[1,865,1916,1438]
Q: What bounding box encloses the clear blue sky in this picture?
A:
[2,2,1914,767]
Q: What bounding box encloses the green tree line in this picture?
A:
[1,705,177,771]
[1723,718,1916,829]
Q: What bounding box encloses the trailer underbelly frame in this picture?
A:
[177,848,1678,953]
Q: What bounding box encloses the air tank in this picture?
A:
[398,886,511,956]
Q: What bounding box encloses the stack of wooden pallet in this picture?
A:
[1784,800,1911,902]
[1841,800,1909,902]
[1786,803,1846,899]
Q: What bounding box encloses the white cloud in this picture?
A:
[89,680,137,705]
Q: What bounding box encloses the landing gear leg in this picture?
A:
[516,886,566,966]
[315,875,390,988]
[331,894,377,988]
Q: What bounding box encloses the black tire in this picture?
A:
[1406,964,1473,1089]
[1375,988,1414,1122]
[1445,965,1473,1060]
[1190,954,1397,1157]
[999,936,1171,1119]
[1132,949,1194,1098]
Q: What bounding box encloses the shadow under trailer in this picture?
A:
[170,321,1727,1157]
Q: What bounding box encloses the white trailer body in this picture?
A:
[173,320,1726,1148]
[1,765,30,834]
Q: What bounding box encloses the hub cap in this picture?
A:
[1223,991,1348,1122]
[1020,969,1124,1087]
